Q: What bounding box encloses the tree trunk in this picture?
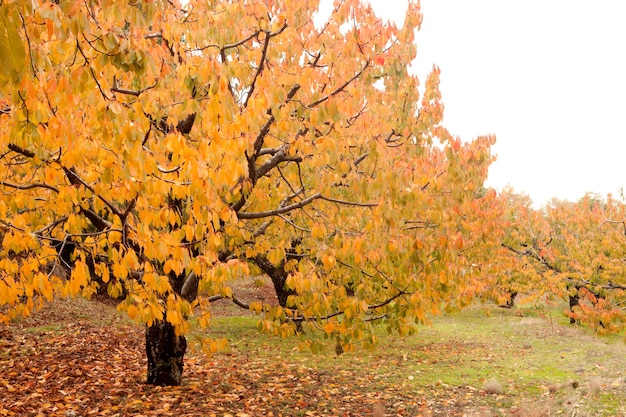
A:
[145,319,187,386]
[253,255,295,307]
[568,288,580,325]
[499,291,517,309]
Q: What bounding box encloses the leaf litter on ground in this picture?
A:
[1,297,625,416]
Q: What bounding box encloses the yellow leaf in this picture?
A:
[127,304,139,320]
[221,286,232,298]
[311,224,325,239]
[323,322,335,334]
[249,301,263,313]
[322,254,336,269]
[108,101,124,114]
[268,248,284,265]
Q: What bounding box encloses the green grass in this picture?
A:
[6,297,625,416]
[199,303,626,416]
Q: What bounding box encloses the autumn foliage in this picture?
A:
[496,190,626,333]
[0,0,503,384]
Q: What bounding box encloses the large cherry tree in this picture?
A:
[0,0,498,385]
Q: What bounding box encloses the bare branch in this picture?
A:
[60,165,124,218]
[369,290,408,309]
[243,24,288,108]
[111,80,157,97]
[255,146,303,180]
[158,165,181,174]
[237,193,322,220]
[7,143,35,158]
[320,195,377,208]
[252,84,300,159]
[1,181,59,193]
[354,152,369,167]
[79,207,112,231]
[405,220,437,230]
[35,216,69,235]
[76,39,112,101]
[290,289,407,323]
[206,292,251,310]
[222,31,259,50]
[307,61,370,108]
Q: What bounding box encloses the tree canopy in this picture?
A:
[0,0,501,384]
[496,189,626,332]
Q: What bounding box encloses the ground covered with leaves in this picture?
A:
[1,296,625,417]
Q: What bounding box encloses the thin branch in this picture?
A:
[307,61,370,108]
[237,192,322,220]
[243,24,288,108]
[405,220,438,230]
[289,288,408,324]
[76,39,112,101]
[320,195,377,208]
[364,314,389,322]
[369,290,408,309]
[35,216,69,235]
[354,152,369,167]
[221,30,260,51]
[252,84,301,158]
[277,214,311,233]
[157,165,181,174]
[19,12,37,79]
[243,31,271,108]
[111,80,157,97]
[60,165,123,218]
[206,292,250,310]
[1,181,59,193]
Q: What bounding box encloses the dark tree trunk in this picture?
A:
[145,319,187,386]
[568,286,580,324]
[253,255,295,308]
[499,291,518,309]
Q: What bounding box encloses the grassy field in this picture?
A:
[1,297,625,416]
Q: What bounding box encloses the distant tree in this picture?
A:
[0,0,498,385]
[501,191,626,331]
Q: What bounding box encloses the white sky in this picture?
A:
[350,0,626,207]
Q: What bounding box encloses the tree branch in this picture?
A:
[251,84,301,159]
[7,143,35,158]
[111,80,157,97]
[60,165,123,218]
[1,181,59,193]
[255,145,303,180]
[79,207,112,231]
[243,24,288,108]
[237,192,322,220]
[320,195,377,208]
[307,61,370,108]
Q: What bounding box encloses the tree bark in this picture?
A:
[145,319,187,386]
[568,286,580,324]
[253,255,294,307]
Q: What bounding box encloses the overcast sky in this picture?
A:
[355,0,626,207]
